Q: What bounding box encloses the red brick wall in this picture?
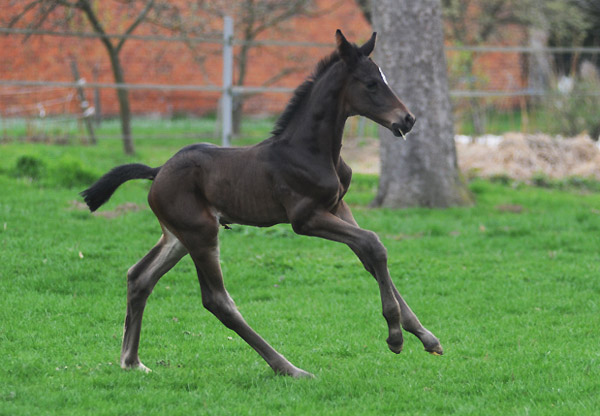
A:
[0,0,370,118]
[1,1,526,118]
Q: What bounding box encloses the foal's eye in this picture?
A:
[366,82,377,91]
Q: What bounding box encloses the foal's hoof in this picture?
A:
[424,343,444,356]
[121,361,152,373]
[291,368,315,379]
[420,331,443,356]
[277,366,315,379]
[386,336,404,354]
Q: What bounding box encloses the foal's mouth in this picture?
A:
[390,113,416,139]
[391,122,413,139]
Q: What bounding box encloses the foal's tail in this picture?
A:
[80,163,161,212]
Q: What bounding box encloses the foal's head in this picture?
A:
[336,30,416,137]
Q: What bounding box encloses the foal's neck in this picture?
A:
[287,65,349,163]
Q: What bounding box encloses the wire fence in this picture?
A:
[1,23,599,144]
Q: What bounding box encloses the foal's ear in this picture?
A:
[335,29,358,66]
[359,32,377,56]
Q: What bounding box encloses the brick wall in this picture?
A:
[1,0,526,118]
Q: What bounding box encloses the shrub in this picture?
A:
[544,78,600,140]
[13,155,46,180]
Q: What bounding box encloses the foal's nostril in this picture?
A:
[405,113,415,127]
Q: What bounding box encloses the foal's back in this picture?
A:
[148,141,289,229]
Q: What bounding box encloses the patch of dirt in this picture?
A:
[69,200,145,218]
[342,133,600,180]
[341,136,380,174]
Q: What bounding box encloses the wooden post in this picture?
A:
[70,59,97,145]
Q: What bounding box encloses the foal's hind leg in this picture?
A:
[120,227,187,371]
[333,201,443,354]
[176,217,313,378]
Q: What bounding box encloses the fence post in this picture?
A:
[70,59,97,145]
[221,16,234,147]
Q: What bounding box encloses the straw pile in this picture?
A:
[343,133,600,180]
[457,133,600,181]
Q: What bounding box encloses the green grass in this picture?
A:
[1,138,600,415]
[0,115,379,145]
[1,117,221,142]
[450,100,593,137]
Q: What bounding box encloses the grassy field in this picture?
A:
[0,116,378,145]
[1,137,600,415]
[0,106,564,146]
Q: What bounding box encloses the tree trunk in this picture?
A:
[528,27,553,95]
[78,0,136,155]
[371,0,472,208]
[107,48,135,155]
[232,94,244,137]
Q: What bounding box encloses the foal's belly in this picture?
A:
[211,191,289,228]
[202,156,290,227]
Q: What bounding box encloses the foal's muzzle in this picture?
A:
[391,113,416,137]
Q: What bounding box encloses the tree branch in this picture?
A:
[76,0,114,52]
[31,2,59,29]
[261,66,304,87]
[7,0,43,28]
[116,0,156,53]
[251,2,311,36]
[54,0,78,6]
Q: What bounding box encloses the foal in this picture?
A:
[82,30,443,378]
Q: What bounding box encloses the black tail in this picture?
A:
[80,163,161,212]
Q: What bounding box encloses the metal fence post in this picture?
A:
[222,16,234,147]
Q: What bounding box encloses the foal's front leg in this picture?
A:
[295,208,443,355]
[333,201,443,354]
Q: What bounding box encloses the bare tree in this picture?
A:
[7,0,158,155]
[371,0,472,208]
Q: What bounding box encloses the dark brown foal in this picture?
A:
[81,30,442,378]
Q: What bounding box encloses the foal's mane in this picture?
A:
[271,51,341,136]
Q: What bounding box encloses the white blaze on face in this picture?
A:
[378,66,389,86]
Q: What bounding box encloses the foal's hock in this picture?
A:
[81,30,442,378]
